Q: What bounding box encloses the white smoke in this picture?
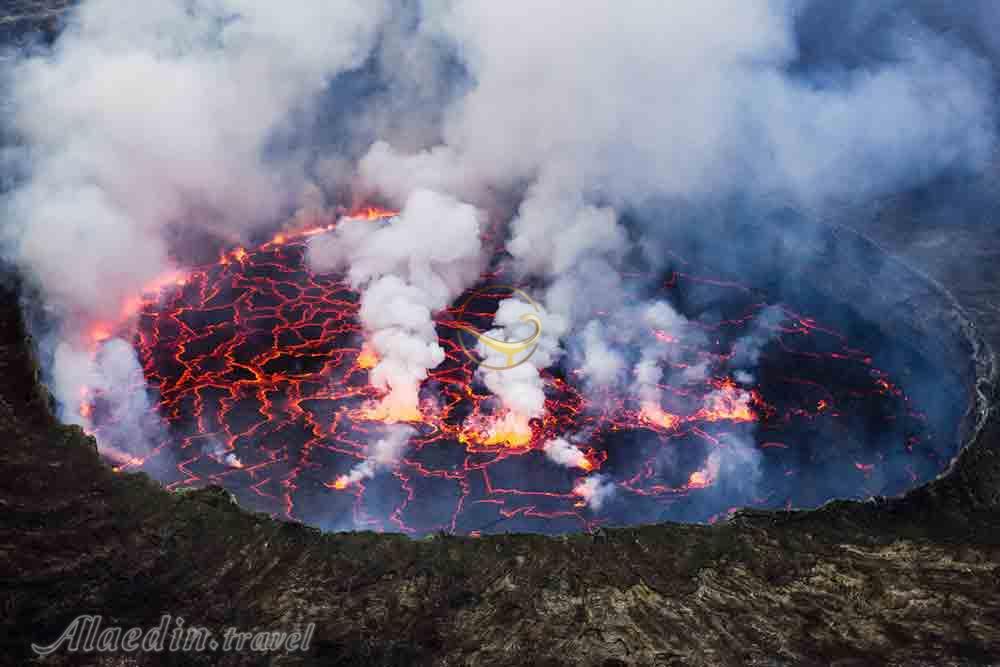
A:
[358,1,995,416]
[8,0,388,319]
[3,0,389,455]
[729,305,787,383]
[474,296,567,420]
[565,297,707,413]
[200,441,241,470]
[57,337,163,462]
[336,424,415,487]
[573,474,616,511]
[578,320,627,389]
[308,188,483,417]
[362,0,993,247]
[543,437,589,470]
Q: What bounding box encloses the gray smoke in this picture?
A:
[2,0,388,454]
[334,424,416,488]
[307,189,483,419]
[358,0,994,430]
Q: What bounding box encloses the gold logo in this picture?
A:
[455,286,543,370]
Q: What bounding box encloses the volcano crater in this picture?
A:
[81,212,986,537]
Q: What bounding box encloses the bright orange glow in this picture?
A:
[85,204,398,367]
[102,444,145,470]
[688,470,710,487]
[358,399,424,424]
[356,344,378,369]
[111,269,192,321]
[249,204,399,252]
[331,477,349,490]
[686,453,720,489]
[461,412,533,448]
[874,378,897,395]
[481,421,532,447]
[89,325,112,343]
[349,205,399,221]
[120,296,142,317]
[640,402,681,430]
[697,383,755,423]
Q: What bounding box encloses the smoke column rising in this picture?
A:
[357,0,995,490]
[2,0,388,453]
[307,188,484,420]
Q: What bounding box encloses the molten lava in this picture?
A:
[81,215,939,535]
[460,412,534,448]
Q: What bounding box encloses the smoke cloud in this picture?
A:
[573,474,616,512]
[543,437,589,470]
[335,424,415,487]
[307,188,483,418]
[2,0,388,449]
[358,0,995,440]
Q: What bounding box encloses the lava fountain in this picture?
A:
[81,212,965,536]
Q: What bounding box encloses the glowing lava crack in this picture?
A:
[82,215,940,535]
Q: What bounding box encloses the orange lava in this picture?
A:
[462,412,533,448]
[640,402,681,430]
[687,470,711,488]
[686,453,720,490]
[697,381,755,423]
[356,344,378,369]
[351,205,399,221]
[358,400,424,424]
[76,216,929,535]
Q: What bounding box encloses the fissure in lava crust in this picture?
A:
[85,220,948,536]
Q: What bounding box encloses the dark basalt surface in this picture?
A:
[2,4,1000,666]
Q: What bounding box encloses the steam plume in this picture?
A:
[307,188,483,419]
[359,0,995,439]
[334,424,415,488]
[3,0,388,452]
[573,474,616,511]
[543,437,589,470]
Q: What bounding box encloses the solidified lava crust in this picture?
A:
[83,222,960,536]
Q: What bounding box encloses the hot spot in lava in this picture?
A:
[81,213,948,535]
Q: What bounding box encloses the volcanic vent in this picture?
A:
[79,209,963,537]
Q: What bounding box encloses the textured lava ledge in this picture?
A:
[2,215,1000,667]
